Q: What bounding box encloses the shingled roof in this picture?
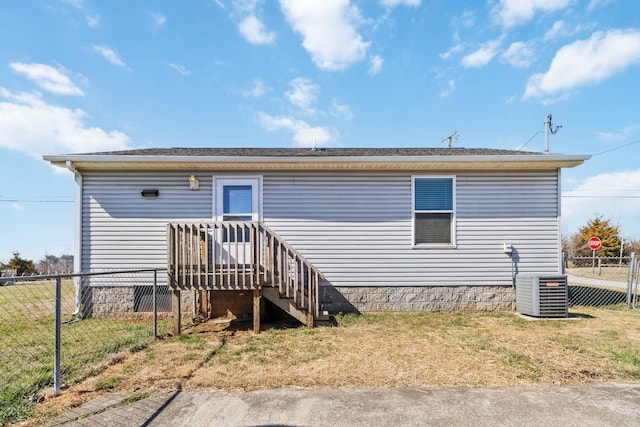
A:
[44,146,590,171]
[83,147,538,157]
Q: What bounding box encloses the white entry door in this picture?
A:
[214,177,261,265]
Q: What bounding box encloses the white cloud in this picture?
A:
[60,0,100,30]
[543,20,593,41]
[562,170,640,238]
[86,15,99,28]
[92,45,126,68]
[12,203,25,211]
[440,44,464,60]
[544,20,567,41]
[595,125,638,141]
[238,15,276,44]
[60,0,83,9]
[461,38,502,68]
[285,77,319,115]
[232,1,276,45]
[279,0,370,71]
[241,78,271,97]
[491,0,574,28]
[331,99,354,120]
[0,88,129,157]
[460,10,475,28]
[213,0,226,8]
[380,0,421,7]
[368,54,383,75]
[10,63,84,96]
[151,12,166,29]
[587,0,612,11]
[596,132,616,141]
[448,10,475,45]
[501,41,535,68]
[233,0,258,13]
[524,29,640,99]
[440,79,455,98]
[165,62,191,76]
[256,112,332,147]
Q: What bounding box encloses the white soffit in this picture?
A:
[44,154,590,171]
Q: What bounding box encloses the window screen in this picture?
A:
[413,177,454,245]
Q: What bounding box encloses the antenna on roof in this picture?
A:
[544,113,562,153]
[441,130,459,148]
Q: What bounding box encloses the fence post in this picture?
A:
[598,258,602,276]
[628,252,636,308]
[54,276,62,396]
[635,258,640,309]
[153,270,158,339]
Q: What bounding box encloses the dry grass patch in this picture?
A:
[26,308,640,425]
[566,266,630,281]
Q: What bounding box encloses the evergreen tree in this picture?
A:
[569,216,621,258]
[0,252,37,275]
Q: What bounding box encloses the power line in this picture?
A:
[0,199,73,203]
[562,195,640,198]
[592,138,640,157]
[517,130,542,151]
[568,189,640,193]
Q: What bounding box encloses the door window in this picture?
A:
[215,178,261,243]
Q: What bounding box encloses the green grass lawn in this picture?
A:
[0,280,171,425]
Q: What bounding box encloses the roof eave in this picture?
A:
[43,154,591,171]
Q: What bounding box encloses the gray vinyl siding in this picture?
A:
[82,172,212,271]
[262,171,560,287]
[82,170,560,287]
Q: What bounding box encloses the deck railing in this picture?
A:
[167,221,322,317]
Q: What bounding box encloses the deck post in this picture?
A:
[172,289,181,336]
[306,311,314,329]
[253,288,261,334]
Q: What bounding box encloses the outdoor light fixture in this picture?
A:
[141,189,159,198]
[189,175,200,190]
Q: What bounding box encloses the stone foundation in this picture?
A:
[320,285,516,313]
[81,284,516,318]
[82,286,193,318]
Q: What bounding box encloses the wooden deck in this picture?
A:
[167,221,324,333]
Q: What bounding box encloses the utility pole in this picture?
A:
[544,113,562,153]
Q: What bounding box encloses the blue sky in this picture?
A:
[1,0,640,263]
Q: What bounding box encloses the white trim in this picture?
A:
[557,168,563,273]
[411,175,457,248]
[66,161,83,314]
[212,175,263,221]
[45,154,591,172]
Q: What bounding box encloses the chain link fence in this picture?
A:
[0,268,197,425]
[631,255,640,311]
[565,254,639,308]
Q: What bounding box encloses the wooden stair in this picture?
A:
[262,286,329,327]
[167,221,327,333]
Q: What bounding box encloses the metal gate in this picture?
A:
[564,253,639,309]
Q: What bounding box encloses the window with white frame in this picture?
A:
[412,176,455,245]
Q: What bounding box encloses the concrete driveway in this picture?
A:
[49,383,640,426]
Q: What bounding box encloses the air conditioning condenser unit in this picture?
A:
[516,275,568,318]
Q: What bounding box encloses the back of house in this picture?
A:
[44,147,588,319]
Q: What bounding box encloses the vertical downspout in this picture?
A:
[66,161,83,315]
[557,168,563,274]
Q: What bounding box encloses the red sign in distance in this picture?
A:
[588,237,602,250]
